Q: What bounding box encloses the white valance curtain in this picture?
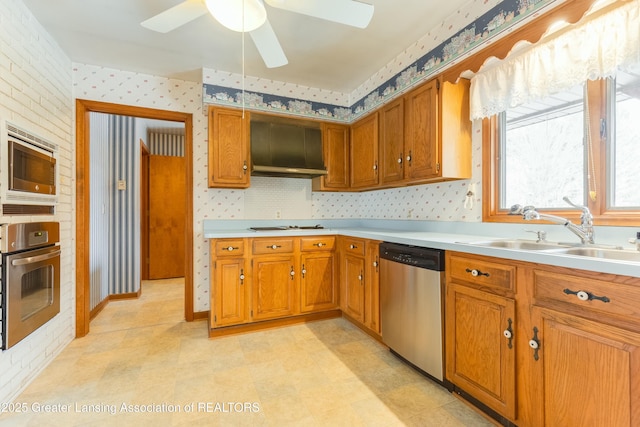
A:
[470,0,640,120]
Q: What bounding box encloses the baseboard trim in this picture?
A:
[89,297,109,320]
[193,310,208,321]
[109,288,142,300]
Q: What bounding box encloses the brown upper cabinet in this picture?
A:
[319,77,471,192]
[379,97,405,185]
[208,106,251,188]
[312,122,350,191]
[350,111,380,189]
[386,77,471,188]
[208,76,471,191]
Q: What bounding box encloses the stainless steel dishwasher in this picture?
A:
[380,242,445,382]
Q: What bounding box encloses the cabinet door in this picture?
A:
[350,112,379,189]
[404,79,438,180]
[208,107,250,188]
[300,252,337,312]
[212,258,248,327]
[379,98,405,185]
[446,283,516,420]
[252,255,297,321]
[341,254,366,322]
[527,306,640,427]
[365,241,381,334]
[314,123,350,190]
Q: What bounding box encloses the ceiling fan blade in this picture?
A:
[141,0,208,33]
[250,20,288,68]
[264,0,373,29]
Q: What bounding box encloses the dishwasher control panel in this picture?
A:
[379,242,444,271]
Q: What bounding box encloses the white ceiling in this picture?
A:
[22,0,470,93]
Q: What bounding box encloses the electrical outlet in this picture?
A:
[275,210,281,219]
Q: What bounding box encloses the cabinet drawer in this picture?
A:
[532,269,640,323]
[213,239,245,257]
[252,238,295,255]
[448,253,515,293]
[300,236,335,252]
[341,238,365,256]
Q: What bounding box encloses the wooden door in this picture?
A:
[300,252,336,312]
[379,98,405,185]
[213,258,248,327]
[342,254,366,322]
[252,255,297,321]
[528,306,640,427]
[208,107,250,188]
[140,141,149,280]
[404,79,438,180]
[148,155,185,279]
[350,112,379,189]
[446,282,516,420]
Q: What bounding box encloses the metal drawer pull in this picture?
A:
[529,327,540,361]
[465,268,490,277]
[563,288,610,303]
[224,246,239,251]
[503,318,513,349]
[313,242,325,247]
[267,244,282,250]
[350,244,358,249]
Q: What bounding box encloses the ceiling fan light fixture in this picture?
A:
[205,0,267,32]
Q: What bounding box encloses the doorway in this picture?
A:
[75,99,194,338]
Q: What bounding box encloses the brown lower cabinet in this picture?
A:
[446,251,640,427]
[338,237,381,336]
[209,236,339,333]
[209,234,382,339]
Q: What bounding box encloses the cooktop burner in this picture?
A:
[249,225,324,231]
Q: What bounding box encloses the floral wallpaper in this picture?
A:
[203,0,560,121]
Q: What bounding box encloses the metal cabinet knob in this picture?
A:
[350,244,358,249]
[314,242,324,247]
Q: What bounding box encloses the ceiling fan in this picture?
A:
[141,0,374,69]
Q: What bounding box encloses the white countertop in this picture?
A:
[203,222,640,279]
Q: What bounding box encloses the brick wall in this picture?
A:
[0,0,74,403]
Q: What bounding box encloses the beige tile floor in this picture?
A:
[0,278,495,426]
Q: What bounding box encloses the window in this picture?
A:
[609,70,640,209]
[485,69,640,224]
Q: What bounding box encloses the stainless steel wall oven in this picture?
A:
[1,222,60,350]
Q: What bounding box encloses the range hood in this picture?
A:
[250,115,327,178]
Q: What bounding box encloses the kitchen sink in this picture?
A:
[463,239,571,251]
[553,247,640,262]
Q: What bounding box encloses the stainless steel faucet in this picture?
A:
[510,197,594,244]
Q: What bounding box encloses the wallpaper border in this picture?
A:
[202,0,555,122]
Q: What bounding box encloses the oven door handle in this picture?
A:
[11,249,61,266]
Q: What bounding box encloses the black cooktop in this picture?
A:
[249,225,324,231]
